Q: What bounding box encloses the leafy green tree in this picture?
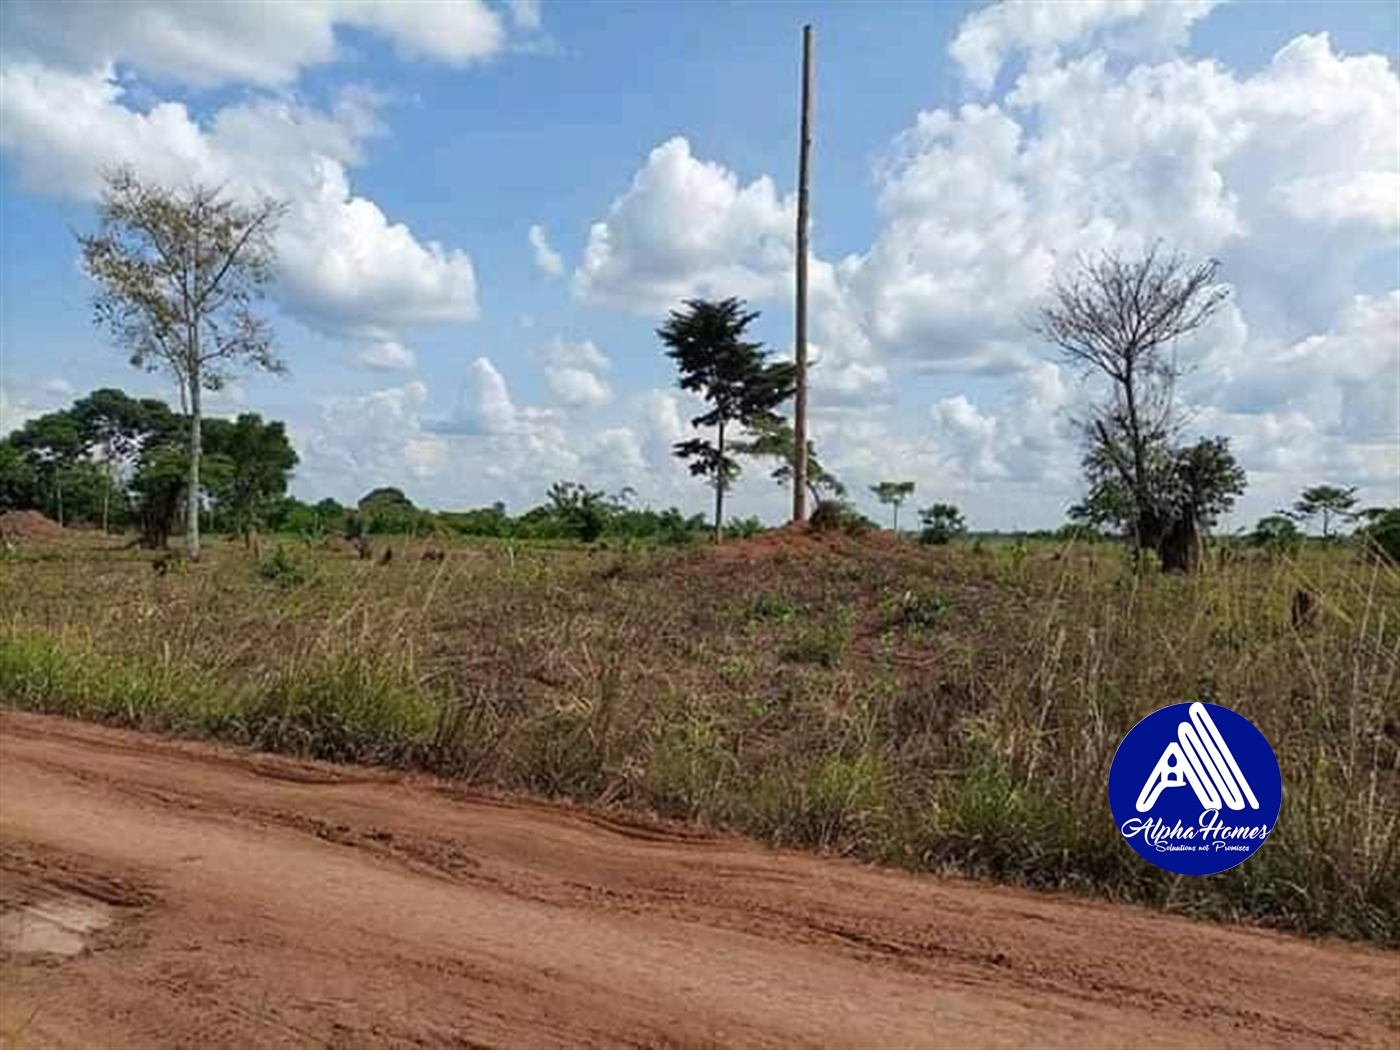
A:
[1069,436,1246,572]
[70,388,180,530]
[546,481,611,542]
[79,168,286,559]
[1357,507,1400,564]
[1251,514,1303,554]
[357,487,424,535]
[6,389,184,529]
[918,503,966,545]
[3,389,304,547]
[871,481,916,532]
[658,297,795,542]
[0,442,39,512]
[203,413,298,544]
[7,410,84,524]
[1290,484,1358,539]
[130,442,189,548]
[439,502,510,538]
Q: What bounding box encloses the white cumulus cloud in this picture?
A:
[573,137,795,313]
[355,340,418,372]
[950,0,1220,91]
[0,0,510,88]
[0,64,479,343]
[528,223,564,276]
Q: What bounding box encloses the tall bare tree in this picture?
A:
[79,168,286,559]
[1031,243,1228,568]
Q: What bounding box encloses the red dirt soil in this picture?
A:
[0,511,65,544]
[1,710,1396,1049]
[706,522,897,562]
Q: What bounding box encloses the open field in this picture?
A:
[1,528,1398,949]
[3,710,1398,1049]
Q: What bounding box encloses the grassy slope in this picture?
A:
[2,529,1396,944]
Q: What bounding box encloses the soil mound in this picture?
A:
[0,510,65,544]
[707,523,901,563]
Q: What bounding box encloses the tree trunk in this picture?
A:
[1123,366,1149,564]
[186,374,202,561]
[1158,514,1200,574]
[713,421,726,544]
[893,503,900,533]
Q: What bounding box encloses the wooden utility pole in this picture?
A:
[792,24,813,525]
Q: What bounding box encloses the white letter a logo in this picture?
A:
[1136,703,1259,813]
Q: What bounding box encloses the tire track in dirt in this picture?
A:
[1,710,1395,1049]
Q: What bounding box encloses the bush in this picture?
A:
[918,503,967,545]
[808,499,845,532]
[725,515,764,540]
[749,750,888,852]
[745,591,803,623]
[809,499,874,536]
[1358,508,1400,564]
[1251,514,1303,555]
[883,589,950,630]
[256,544,313,587]
[783,610,854,667]
[646,707,734,820]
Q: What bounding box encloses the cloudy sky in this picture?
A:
[1,0,1396,529]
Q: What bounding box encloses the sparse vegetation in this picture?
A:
[3,529,1395,944]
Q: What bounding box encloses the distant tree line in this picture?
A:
[0,390,714,548]
[1,387,295,548]
[345,482,711,545]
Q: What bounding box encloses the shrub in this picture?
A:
[783,610,854,667]
[256,544,313,587]
[918,503,967,545]
[810,499,874,536]
[725,515,764,540]
[745,591,803,623]
[808,499,846,532]
[646,707,734,820]
[749,750,888,852]
[1358,508,1400,564]
[883,589,949,630]
[1251,514,1303,555]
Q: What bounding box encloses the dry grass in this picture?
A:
[2,530,1396,943]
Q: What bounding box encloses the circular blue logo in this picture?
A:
[1108,702,1281,876]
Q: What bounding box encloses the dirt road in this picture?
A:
[1,711,1395,1049]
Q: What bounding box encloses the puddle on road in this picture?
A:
[0,896,114,956]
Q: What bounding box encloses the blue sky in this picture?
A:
[1,0,1397,529]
